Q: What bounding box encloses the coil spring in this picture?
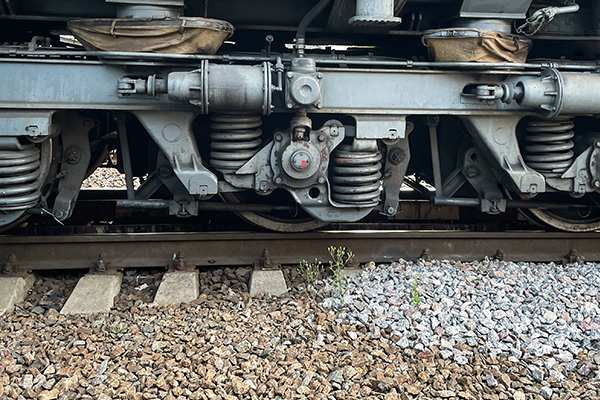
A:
[330,144,383,205]
[0,143,42,211]
[522,118,575,177]
[209,113,262,172]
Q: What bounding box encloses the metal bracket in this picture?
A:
[461,115,546,194]
[134,111,218,197]
[355,115,407,140]
[381,122,413,216]
[461,147,507,214]
[155,152,199,217]
[0,111,53,139]
[52,112,93,221]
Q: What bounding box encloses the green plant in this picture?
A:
[298,258,324,287]
[411,275,421,307]
[328,246,355,295]
[112,324,127,335]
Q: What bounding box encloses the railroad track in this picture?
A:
[2,230,599,273]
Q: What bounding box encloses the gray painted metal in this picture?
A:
[0,59,540,115]
[134,111,218,196]
[0,111,52,137]
[0,60,196,111]
[460,0,533,19]
[461,115,546,194]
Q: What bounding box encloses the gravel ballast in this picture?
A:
[1,260,599,399]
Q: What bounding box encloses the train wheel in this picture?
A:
[519,193,600,232]
[220,192,328,232]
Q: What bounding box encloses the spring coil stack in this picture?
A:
[522,118,575,177]
[0,140,42,212]
[330,144,383,205]
[209,113,262,173]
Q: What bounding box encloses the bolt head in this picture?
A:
[64,147,82,164]
[318,134,326,142]
[316,72,324,79]
[286,72,294,78]
[595,140,600,148]
[387,206,395,214]
[317,176,325,184]
[158,166,173,178]
[594,180,600,188]
[464,166,480,179]
[291,150,311,171]
[274,177,282,184]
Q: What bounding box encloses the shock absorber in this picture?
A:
[209,113,262,173]
[330,144,383,205]
[522,118,575,177]
[0,139,42,212]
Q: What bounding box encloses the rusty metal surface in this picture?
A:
[1,231,600,272]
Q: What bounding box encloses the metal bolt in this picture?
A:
[65,148,81,164]
[286,72,294,79]
[287,102,294,108]
[274,176,282,184]
[595,140,600,148]
[291,150,311,171]
[316,102,323,109]
[274,133,283,142]
[25,125,40,136]
[158,166,173,179]
[387,206,395,214]
[316,72,324,79]
[593,180,600,188]
[494,249,505,261]
[388,148,405,165]
[317,176,325,184]
[318,134,326,142]
[54,210,65,220]
[464,166,480,179]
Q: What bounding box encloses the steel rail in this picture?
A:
[1,231,599,272]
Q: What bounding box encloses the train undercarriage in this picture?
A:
[2,0,600,232]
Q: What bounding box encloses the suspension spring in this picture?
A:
[522,118,575,177]
[209,113,262,173]
[330,144,383,205]
[0,141,42,211]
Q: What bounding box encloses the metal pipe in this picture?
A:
[3,48,600,72]
[116,199,295,212]
[116,200,170,209]
[434,197,595,210]
[295,0,333,56]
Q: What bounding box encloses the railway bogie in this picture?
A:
[2,0,600,232]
